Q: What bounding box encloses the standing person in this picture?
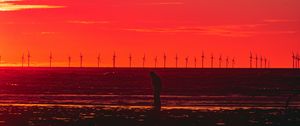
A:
[150,72,162,111]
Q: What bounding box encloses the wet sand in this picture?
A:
[0,67,299,125]
[0,105,300,126]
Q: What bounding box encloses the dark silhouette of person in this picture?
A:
[150,72,162,111]
[285,90,300,110]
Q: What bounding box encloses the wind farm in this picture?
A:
[1,50,299,70]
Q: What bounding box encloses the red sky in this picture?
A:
[0,0,299,68]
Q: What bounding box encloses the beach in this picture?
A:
[0,67,299,125]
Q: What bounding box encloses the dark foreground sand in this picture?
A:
[0,106,300,126]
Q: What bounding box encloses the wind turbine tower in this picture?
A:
[27,50,30,67]
[298,54,300,69]
[113,52,116,68]
[163,53,167,68]
[201,51,205,68]
[296,53,299,69]
[250,52,253,68]
[260,56,263,68]
[232,57,235,68]
[219,55,222,68]
[211,54,214,68]
[80,53,83,68]
[49,52,53,68]
[264,57,267,68]
[97,53,101,68]
[68,56,71,68]
[175,54,178,68]
[142,54,146,68]
[226,57,229,68]
[185,57,189,68]
[129,53,132,68]
[255,54,258,68]
[296,54,298,69]
[194,57,197,68]
[292,52,295,69]
[154,56,158,68]
[22,53,24,67]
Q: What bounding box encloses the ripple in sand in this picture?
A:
[80,112,95,119]
[248,119,259,124]
[265,121,273,125]
[216,122,225,126]
[52,117,71,122]
[138,119,144,122]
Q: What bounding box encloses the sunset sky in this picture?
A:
[0,0,299,68]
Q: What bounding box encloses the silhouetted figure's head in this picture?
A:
[150,72,161,88]
[150,71,157,78]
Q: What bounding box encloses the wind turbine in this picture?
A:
[260,56,263,68]
[292,52,295,69]
[298,54,300,69]
[49,52,53,68]
[232,57,235,68]
[68,56,71,68]
[27,50,30,67]
[22,53,24,67]
[154,56,158,68]
[296,53,298,69]
[194,57,197,68]
[268,58,271,68]
[211,53,214,68]
[264,57,267,68]
[129,53,132,68]
[163,53,167,68]
[79,53,83,68]
[113,52,116,68]
[226,57,229,68]
[255,54,258,68]
[97,53,101,68]
[175,54,178,68]
[142,54,146,68]
[185,57,189,68]
[201,51,205,68]
[296,53,300,68]
[250,52,253,68]
[226,56,229,68]
[219,55,222,68]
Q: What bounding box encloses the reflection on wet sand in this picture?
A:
[0,103,296,111]
[0,94,299,110]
